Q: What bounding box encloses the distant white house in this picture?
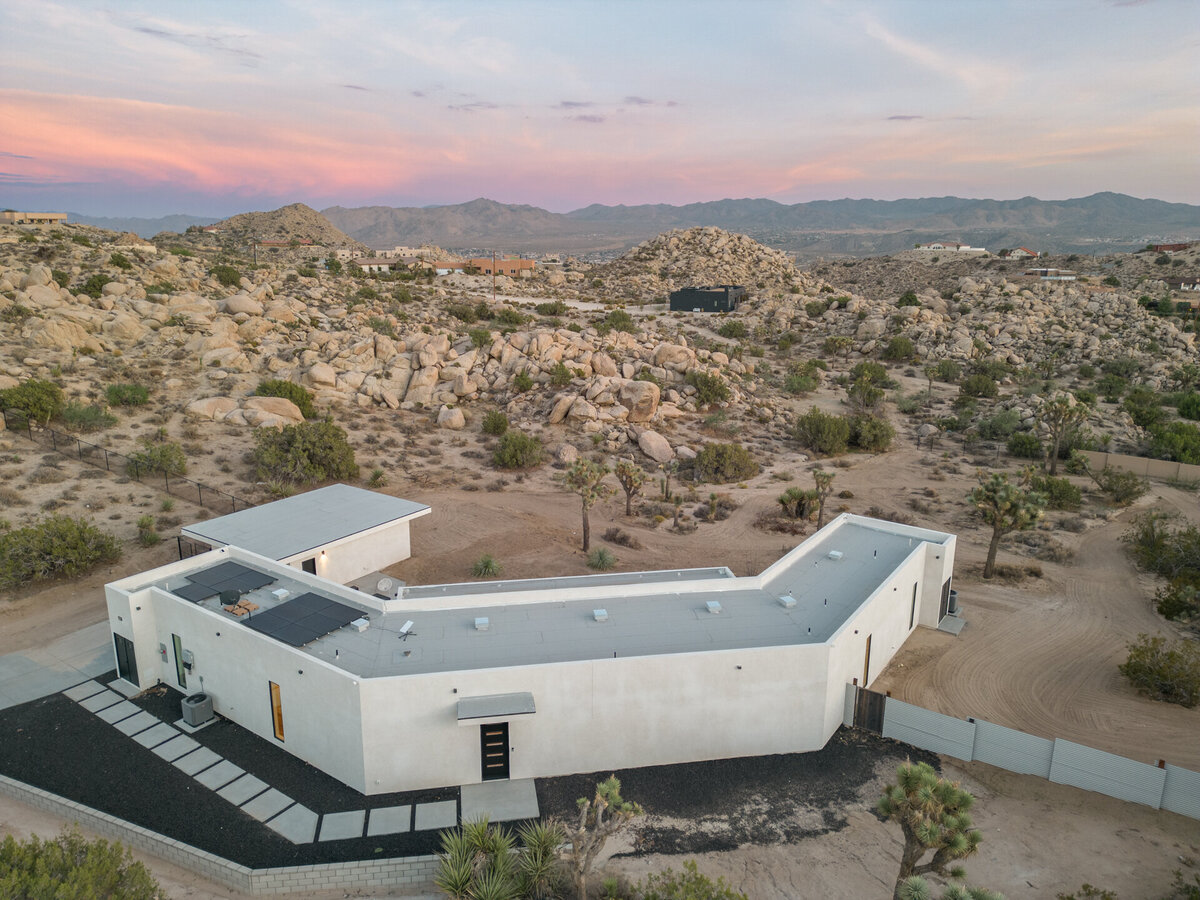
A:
[1024,268,1077,281]
[351,257,402,274]
[916,241,988,253]
[107,496,957,797]
[1003,247,1039,259]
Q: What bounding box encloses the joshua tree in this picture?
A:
[812,467,836,530]
[877,761,984,900]
[968,470,1046,579]
[562,459,612,552]
[659,459,678,501]
[1037,394,1089,476]
[897,877,1004,900]
[778,486,819,520]
[614,458,647,516]
[562,776,643,900]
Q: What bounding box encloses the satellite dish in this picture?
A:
[377,577,394,593]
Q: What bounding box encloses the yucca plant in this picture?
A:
[472,554,501,577]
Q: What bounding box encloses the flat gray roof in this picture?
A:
[145,516,948,678]
[181,484,428,562]
[401,566,735,600]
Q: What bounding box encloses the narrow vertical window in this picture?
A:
[909,582,918,629]
[269,681,284,741]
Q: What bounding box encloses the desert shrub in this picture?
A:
[960,373,999,399]
[717,320,747,340]
[1007,431,1043,459]
[849,361,893,387]
[685,370,731,406]
[881,335,916,361]
[0,828,162,899]
[512,371,534,392]
[255,379,316,419]
[472,554,501,577]
[805,300,828,318]
[783,373,817,395]
[1119,634,1200,708]
[1031,474,1082,511]
[603,527,644,550]
[549,361,573,386]
[930,359,961,383]
[1096,373,1127,403]
[977,409,1022,440]
[850,415,895,451]
[105,383,150,407]
[1092,467,1148,506]
[1124,386,1165,428]
[1074,389,1098,407]
[445,303,478,323]
[1122,511,1200,580]
[600,309,636,333]
[587,547,617,570]
[136,514,160,547]
[481,410,509,436]
[1102,275,1121,287]
[61,402,117,432]
[692,443,759,483]
[71,234,93,246]
[1179,393,1200,421]
[108,251,132,270]
[210,264,242,287]
[1102,356,1140,379]
[793,408,851,456]
[126,441,187,478]
[638,860,749,900]
[1156,580,1200,622]
[0,516,121,589]
[1,378,65,426]
[493,431,543,469]
[252,421,358,484]
[0,303,33,324]
[367,467,387,488]
[494,307,527,326]
[1149,421,1200,464]
[469,327,492,349]
[968,359,1011,381]
[897,290,920,307]
[367,316,396,338]
[535,300,569,316]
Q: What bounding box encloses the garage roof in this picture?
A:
[182,484,429,561]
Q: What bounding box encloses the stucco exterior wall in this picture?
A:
[281,517,417,585]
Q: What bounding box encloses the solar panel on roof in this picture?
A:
[185,560,249,588]
[243,593,364,647]
[172,582,218,603]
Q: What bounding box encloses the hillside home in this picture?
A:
[351,257,403,274]
[1168,279,1200,293]
[669,285,746,313]
[1002,247,1039,259]
[1152,243,1194,254]
[0,211,67,226]
[916,241,988,253]
[107,496,956,796]
[467,257,536,278]
[1024,268,1077,281]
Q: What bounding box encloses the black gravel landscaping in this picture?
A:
[0,669,935,870]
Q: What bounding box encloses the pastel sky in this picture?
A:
[2,0,1197,217]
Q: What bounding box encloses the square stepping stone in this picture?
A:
[132,722,178,748]
[151,734,199,761]
[63,680,107,701]
[460,778,540,823]
[218,773,268,806]
[241,788,292,822]
[195,759,243,790]
[95,700,140,724]
[318,809,365,842]
[79,690,122,713]
[366,805,411,837]
[413,800,457,832]
[266,803,318,844]
[113,711,158,735]
[173,747,221,775]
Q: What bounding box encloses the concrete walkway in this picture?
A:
[63,678,539,844]
[0,623,113,711]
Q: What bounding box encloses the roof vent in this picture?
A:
[706,600,723,615]
[474,617,490,631]
[271,588,290,601]
[593,609,608,622]
[827,550,844,560]
[399,620,414,636]
[778,595,797,609]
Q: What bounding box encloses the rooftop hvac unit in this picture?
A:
[827,550,844,560]
[706,600,723,614]
[778,595,797,609]
[182,692,213,727]
[593,609,608,622]
[475,617,490,631]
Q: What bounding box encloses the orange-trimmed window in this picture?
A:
[269,681,284,741]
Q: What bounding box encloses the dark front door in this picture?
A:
[480,722,510,781]
[113,633,138,686]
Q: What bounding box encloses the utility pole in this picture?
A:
[492,250,496,304]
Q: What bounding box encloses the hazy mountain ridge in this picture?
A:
[322,192,1200,257]
[68,212,220,238]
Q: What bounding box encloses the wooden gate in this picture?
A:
[852,686,886,734]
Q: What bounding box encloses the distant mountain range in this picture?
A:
[68,193,1200,258]
[68,212,219,237]
[322,193,1200,257]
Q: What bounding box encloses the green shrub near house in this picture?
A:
[0,516,121,589]
[493,431,543,469]
[255,380,316,419]
[253,421,358,483]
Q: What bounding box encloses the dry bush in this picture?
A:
[603,527,644,550]
[863,505,916,526]
[753,509,807,535]
[30,466,67,484]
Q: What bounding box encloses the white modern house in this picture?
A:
[107,496,956,796]
[179,484,429,584]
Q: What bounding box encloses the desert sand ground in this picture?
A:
[2,407,1199,897]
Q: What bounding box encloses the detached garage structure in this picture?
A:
[108,505,955,796]
[180,484,429,584]
[669,285,746,312]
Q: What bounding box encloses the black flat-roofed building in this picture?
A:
[669,285,746,313]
